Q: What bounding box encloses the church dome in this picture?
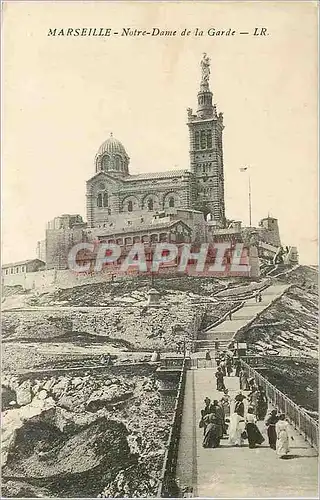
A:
[95,133,130,177]
[97,135,128,157]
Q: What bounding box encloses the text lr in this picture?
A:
[254,27,268,36]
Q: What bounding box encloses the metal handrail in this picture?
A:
[161,357,185,369]
[157,358,187,497]
[241,359,319,452]
[200,300,245,333]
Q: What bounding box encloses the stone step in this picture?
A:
[195,340,231,351]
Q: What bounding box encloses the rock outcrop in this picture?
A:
[1,369,170,498]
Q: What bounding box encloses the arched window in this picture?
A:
[103,193,108,207]
[207,130,212,148]
[150,234,158,243]
[169,196,175,208]
[147,199,154,211]
[200,130,206,149]
[159,233,167,242]
[195,131,200,150]
[97,192,108,208]
[128,200,133,212]
[115,156,122,170]
[97,193,102,207]
[102,156,110,170]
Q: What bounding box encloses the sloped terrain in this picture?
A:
[34,276,240,307]
[234,266,318,417]
[2,276,248,371]
[255,358,318,414]
[236,286,318,358]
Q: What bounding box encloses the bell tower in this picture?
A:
[187,54,225,225]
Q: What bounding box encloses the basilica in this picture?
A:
[1,56,299,283]
[43,55,229,269]
[31,55,292,273]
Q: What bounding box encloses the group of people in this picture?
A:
[176,342,186,354]
[99,353,112,366]
[200,397,227,448]
[213,354,239,392]
[199,355,294,458]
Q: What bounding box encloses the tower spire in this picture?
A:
[197,53,213,118]
[200,52,211,90]
[187,54,225,225]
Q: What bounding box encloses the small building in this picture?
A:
[2,259,46,276]
[46,214,85,230]
[147,288,161,306]
[259,216,281,247]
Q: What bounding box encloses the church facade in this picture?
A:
[86,53,225,230]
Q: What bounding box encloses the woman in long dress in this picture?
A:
[265,409,279,450]
[200,398,214,435]
[246,407,264,449]
[215,367,226,392]
[248,387,259,415]
[228,396,246,446]
[220,360,227,377]
[212,399,226,437]
[275,414,293,458]
[228,413,245,446]
[226,357,233,376]
[234,358,241,377]
[234,394,246,417]
[256,386,268,420]
[220,391,231,418]
[202,413,222,448]
[239,369,249,390]
[205,350,211,361]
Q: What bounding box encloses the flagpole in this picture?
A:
[248,173,252,227]
[240,166,252,227]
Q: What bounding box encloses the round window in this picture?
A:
[99,182,106,190]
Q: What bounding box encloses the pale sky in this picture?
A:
[2,1,318,264]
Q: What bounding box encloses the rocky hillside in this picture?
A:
[255,357,318,415]
[236,285,318,358]
[2,365,169,498]
[235,266,318,416]
[2,275,251,371]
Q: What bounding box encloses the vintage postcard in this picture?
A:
[1,1,318,498]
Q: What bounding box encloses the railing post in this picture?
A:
[284,398,288,418]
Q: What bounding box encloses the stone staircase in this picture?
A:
[194,339,231,352]
[195,283,290,353]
